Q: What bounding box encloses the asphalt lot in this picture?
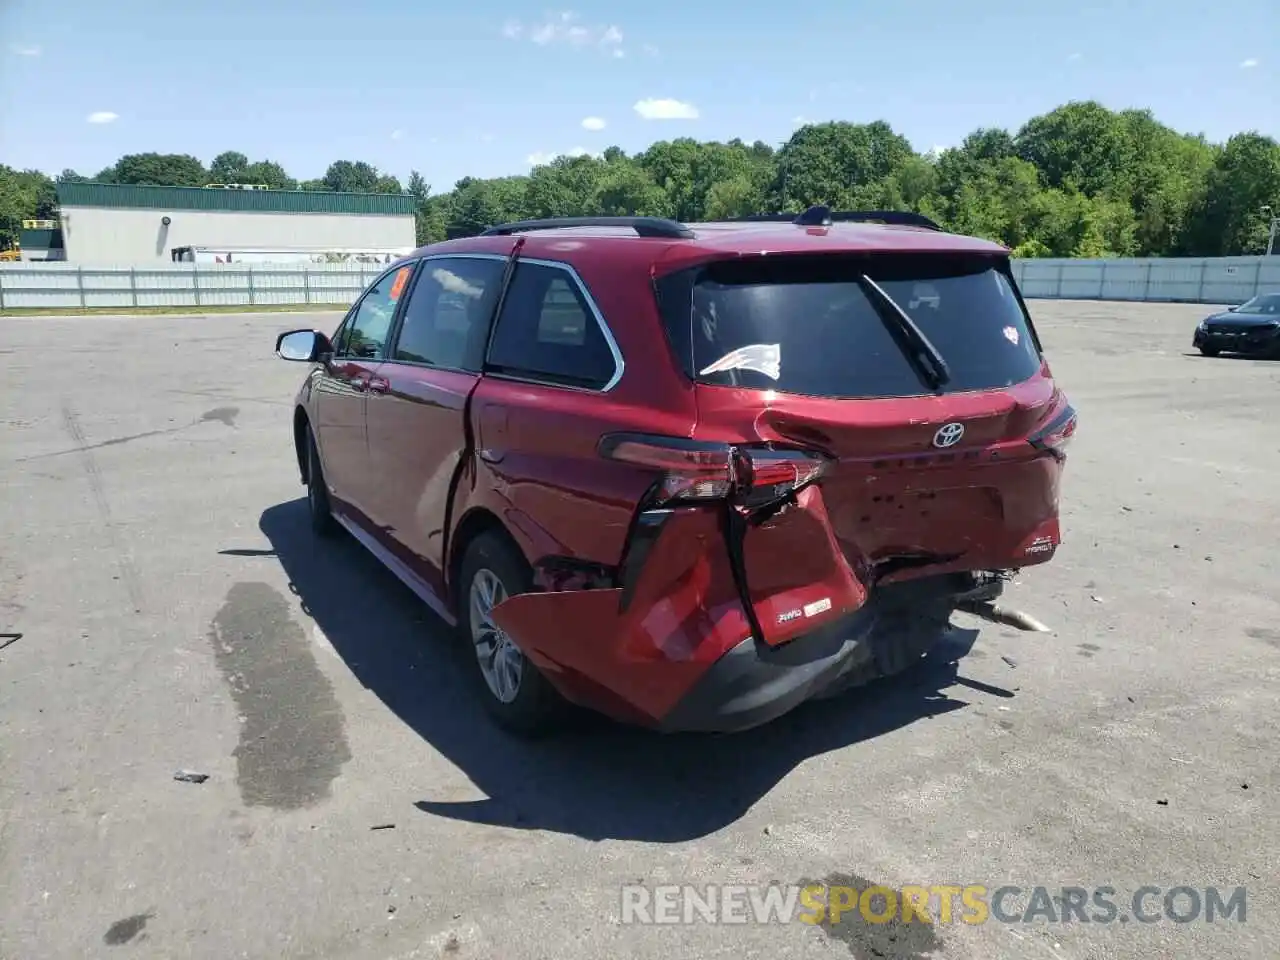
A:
[1,299,1277,960]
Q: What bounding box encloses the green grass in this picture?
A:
[0,302,349,318]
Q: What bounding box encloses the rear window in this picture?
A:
[656,255,1042,398]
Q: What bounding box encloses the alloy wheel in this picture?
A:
[468,568,523,704]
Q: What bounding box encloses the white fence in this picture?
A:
[1,256,1278,312]
[0,262,388,311]
[1010,255,1277,303]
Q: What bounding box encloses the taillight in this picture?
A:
[731,447,829,508]
[598,433,830,507]
[598,435,736,502]
[1029,403,1077,460]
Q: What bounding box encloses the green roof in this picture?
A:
[20,228,63,249]
[56,182,415,216]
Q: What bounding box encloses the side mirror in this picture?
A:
[275,329,331,362]
[1227,305,1239,312]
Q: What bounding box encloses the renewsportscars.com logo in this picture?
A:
[620,884,1248,926]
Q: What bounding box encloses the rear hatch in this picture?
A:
[654,251,1074,643]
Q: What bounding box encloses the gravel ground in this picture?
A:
[1,300,1277,960]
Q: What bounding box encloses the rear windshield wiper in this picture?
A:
[857,275,951,391]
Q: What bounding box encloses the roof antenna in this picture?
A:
[794,204,833,227]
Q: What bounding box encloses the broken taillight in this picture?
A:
[598,433,830,507]
[598,435,737,503]
[1029,403,1077,460]
[730,447,829,508]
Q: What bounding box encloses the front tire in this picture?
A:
[457,533,563,736]
[305,428,337,537]
[1199,345,1220,357]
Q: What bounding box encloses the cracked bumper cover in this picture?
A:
[491,572,983,734]
[656,614,878,733]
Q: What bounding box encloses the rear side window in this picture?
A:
[656,255,1042,399]
[486,262,618,389]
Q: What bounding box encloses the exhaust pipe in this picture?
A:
[958,600,1051,633]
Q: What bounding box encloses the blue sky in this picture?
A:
[2,0,1275,192]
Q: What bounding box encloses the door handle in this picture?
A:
[367,376,390,395]
[350,376,368,392]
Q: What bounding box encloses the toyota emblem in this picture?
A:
[933,422,965,448]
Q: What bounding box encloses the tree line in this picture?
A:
[2,100,1278,258]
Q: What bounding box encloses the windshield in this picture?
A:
[656,254,1043,399]
[1236,294,1280,315]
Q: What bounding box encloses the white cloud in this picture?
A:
[612,48,626,59]
[11,43,42,56]
[793,115,810,127]
[642,43,660,57]
[581,116,607,131]
[390,129,404,140]
[1240,57,1259,69]
[87,111,119,124]
[1066,52,1082,62]
[432,267,483,298]
[633,97,699,120]
[527,151,556,166]
[506,11,623,52]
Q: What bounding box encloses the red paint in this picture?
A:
[689,371,1066,578]
[364,362,481,596]
[285,216,1074,729]
[490,507,752,723]
[739,484,870,647]
[312,357,380,510]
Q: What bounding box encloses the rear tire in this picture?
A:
[457,532,563,737]
[305,428,337,538]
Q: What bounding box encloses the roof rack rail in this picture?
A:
[723,205,942,231]
[480,216,695,239]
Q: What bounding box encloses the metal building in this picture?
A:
[16,220,67,261]
[55,182,417,264]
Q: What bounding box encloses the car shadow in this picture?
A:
[1181,351,1280,362]
[258,498,1007,843]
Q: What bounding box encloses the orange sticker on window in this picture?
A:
[389,266,410,301]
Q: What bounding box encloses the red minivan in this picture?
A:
[274,207,1076,736]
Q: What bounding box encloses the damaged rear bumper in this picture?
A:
[657,610,876,733]
[660,571,996,733]
[489,481,1031,733]
[492,569,990,734]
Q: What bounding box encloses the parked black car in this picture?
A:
[1193,293,1280,357]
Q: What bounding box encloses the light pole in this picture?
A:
[1263,205,1279,256]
